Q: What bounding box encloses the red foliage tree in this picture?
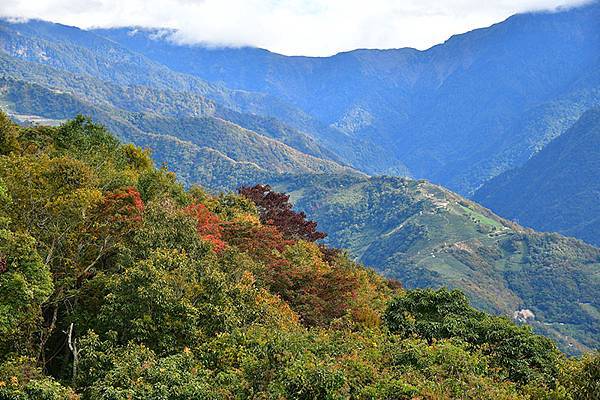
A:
[269,264,360,326]
[184,203,226,252]
[222,221,293,269]
[77,187,145,283]
[238,184,326,242]
[102,187,145,224]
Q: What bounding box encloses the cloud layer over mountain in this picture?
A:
[0,0,593,55]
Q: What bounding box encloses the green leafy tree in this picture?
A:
[554,351,600,399]
[96,249,202,354]
[76,333,230,400]
[0,229,53,358]
[0,357,77,400]
[0,112,20,156]
[384,288,561,385]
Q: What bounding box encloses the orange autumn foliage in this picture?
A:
[184,203,226,252]
[102,187,144,223]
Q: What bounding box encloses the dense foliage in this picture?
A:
[1,114,597,398]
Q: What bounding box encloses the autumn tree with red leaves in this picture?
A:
[78,187,146,283]
[101,187,145,225]
[238,184,326,242]
[222,222,292,261]
[184,203,226,252]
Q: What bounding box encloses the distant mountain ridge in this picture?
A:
[2,3,599,193]
[0,18,400,175]
[474,108,600,246]
[0,75,359,191]
[93,1,600,193]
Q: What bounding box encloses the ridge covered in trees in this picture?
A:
[0,113,598,399]
[272,174,600,354]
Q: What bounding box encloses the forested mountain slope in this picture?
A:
[0,19,402,174]
[0,74,359,191]
[272,174,600,354]
[474,108,600,246]
[5,3,598,192]
[94,2,600,193]
[4,113,598,398]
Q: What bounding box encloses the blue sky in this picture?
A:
[0,0,593,56]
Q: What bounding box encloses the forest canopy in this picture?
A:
[0,112,598,399]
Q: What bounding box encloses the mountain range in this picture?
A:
[475,108,600,247]
[0,1,599,355]
[2,3,599,195]
[94,3,600,193]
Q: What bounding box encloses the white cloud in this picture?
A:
[0,0,593,56]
